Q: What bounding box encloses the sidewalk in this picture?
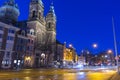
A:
[110,73,120,80]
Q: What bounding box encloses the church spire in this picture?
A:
[48,2,56,17]
[46,2,56,32]
[46,2,56,22]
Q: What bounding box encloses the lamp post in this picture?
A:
[107,50,115,66]
[92,43,98,54]
[92,43,98,66]
[112,16,119,72]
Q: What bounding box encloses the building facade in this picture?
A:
[0,0,20,69]
[0,0,57,69]
[63,43,78,67]
[0,0,78,69]
[27,0,56,68]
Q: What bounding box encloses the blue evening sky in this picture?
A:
[0,0,120,54]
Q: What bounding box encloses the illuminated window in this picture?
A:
[14,60,17,63]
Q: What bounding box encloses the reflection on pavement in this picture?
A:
[0,69,115,80]
[0,72,87,80]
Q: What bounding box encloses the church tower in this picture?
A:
[46,3,56,45]
[45,3,56,62]
[27,0,46,47]
[28,0,44,22]
[27,0,47,68]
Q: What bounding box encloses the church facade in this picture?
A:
[0,0,57,69]
[27,0,57,68]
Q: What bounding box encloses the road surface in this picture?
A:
[0,69,115,80]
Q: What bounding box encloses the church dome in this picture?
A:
[0,0,20,23]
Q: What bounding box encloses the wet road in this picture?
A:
[0,69,115,80]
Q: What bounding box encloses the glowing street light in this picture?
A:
[107,50,112,54]
[92,43,98,48]
[69,44,72,48]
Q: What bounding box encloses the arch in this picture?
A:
[30,29,35,35]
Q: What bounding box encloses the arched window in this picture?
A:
[48,22,51,28]
[30,29,35,35]
[32,11,36,18]
[39,12,41,19]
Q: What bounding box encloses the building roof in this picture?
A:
[0,0,20,24]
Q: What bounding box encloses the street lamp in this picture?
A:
[92,43,98,55]
[107,50,112,54]
[69,44,73,48]
[92,43,98,48]
[107,50,115,66]
[112,16,119,72]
